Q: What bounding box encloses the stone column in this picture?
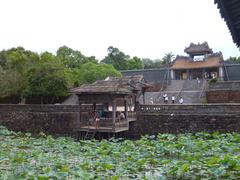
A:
[187,69,190,80]
[202,68,206,79]
[218,66,224,81]
[170,69,174,80]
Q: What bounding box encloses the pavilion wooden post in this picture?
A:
[112,99,116,131]
[78,96,81,129]
[142,89,146,104]
[124,99,129,129]
[93,102,96,110]
[124,99,128,119]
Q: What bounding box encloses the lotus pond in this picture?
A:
[1,126,240,179]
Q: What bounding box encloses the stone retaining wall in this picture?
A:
[124,104,240,138]
[1,104,240,138]
[206,90,240,103]
[206,81,240,103]
[126,113,240,138]
[0,105,79,135]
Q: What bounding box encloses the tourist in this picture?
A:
[197,77,200,83]
[165,96,168,104]
[119,111,125,120]
[92,111,100,128]
[163,93,167,103]
[179,97,184,104]
[150,97,153,104]
[99,106,108,118]
[171,95,175,104]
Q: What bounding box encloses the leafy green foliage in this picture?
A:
[101,46,145,70]
[0,47,121,102]
[127,56,144,70]
[1,126,240,179]
[0,47,40,98]
[226,56,240,64]
[162,52,175,65]
[56,46,97,68]
[142,58,163,69]
[21,58,68,103]
[73,62,121,85]
[101,46,130,70]
[142,52,175,69]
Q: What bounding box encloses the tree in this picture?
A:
[56,46,97,68]
[162,52,175,65]
[40,51,59,62]
[74,62,121,85]
[0,47,40,99]
[22,60,68,104]
[101,46,129,70]
[127,56,144,70]
[225,56,240,63]
[142,58,163,69]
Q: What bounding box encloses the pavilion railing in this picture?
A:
[127,111,137,121]
[79,112,129,130]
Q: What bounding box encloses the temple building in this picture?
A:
[122,42,240,95]
[171,42,224,80]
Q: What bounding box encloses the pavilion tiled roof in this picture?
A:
[184,42,213,55]
[171,56,222,70]
[71,75,150,95]
[215,0,240,47]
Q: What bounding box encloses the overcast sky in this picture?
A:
[0,0,239,60]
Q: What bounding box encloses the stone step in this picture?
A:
[166,80,185,91]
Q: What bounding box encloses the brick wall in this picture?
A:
[206,90,240,103]
[206,81,240,103]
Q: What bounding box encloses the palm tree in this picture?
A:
[162,52,175,65]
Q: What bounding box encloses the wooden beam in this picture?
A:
[112,100,116,131]
[124,100,128,120]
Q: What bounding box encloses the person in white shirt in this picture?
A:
[163,94,167,103]
[119,112,125,120]
[171,95,175,104]
[179,97,184,104]
[165,96,168,104]
[150,97,153,104]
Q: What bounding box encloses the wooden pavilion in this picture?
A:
[71,75,150,136]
